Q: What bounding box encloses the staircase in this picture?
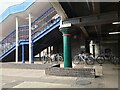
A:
[0,7,61,62]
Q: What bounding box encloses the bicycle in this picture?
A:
[50,53,63,64]
[96,53,105,64]
[73,53,95,65]
[96,52,119,65]
[41,53,63,64]
[111,56,120,65]
[41,53,52,64]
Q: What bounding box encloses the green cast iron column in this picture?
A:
[60,27,72,68]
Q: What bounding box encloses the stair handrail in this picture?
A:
[31,9,57,37]
[0,7,59,57]
[0,25,29,56]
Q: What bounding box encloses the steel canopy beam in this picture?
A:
[50,0,89,37]
[63,11,118,26]
[80,26,89,37]
[92,1,101,35]
[49,0,68,20]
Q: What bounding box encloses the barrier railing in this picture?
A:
[31,8,57,38]
[0,30,16,55]
[18,7,58,40]
[18,25,29,41]
[0,7,60,58]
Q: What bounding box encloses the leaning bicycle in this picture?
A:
[73,53,95,65]
[50,53,63,64]
[96,53,120,65]
[41,54,52,64]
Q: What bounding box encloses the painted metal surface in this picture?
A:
[22,44,25,63]
[60,28,72,68]
[29,13,34,64]
[0,0,36,23]
[16,17,19,63]
[0,7,61,61]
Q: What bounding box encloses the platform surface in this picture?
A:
[0,62,119,88]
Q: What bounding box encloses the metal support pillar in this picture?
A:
[16,17,19,63]
[47,47,49,55]
[85,40,90,53]
[92,45,95,57]
[60,27,72,68]
[29,14,34,64]
[53,45,56,53]
[39,53,41,61]
[22,44,25,63]
[50,46,52,54]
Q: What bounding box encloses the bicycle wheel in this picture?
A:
[41,56,47,64]
[51,55,59,64]
[73,55,81,65]
[58,56,63,63]
[110,56,115,64]
[47,56,52,63]
[54,57,59,64]
[85,57,95,65]
[96,56,105,64]
[111,56,119,65]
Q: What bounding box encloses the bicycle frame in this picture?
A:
[50,53,63,63]
[73,53,95,65]
[78,54,87,62]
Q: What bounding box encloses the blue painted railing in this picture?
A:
[0,7,60,59]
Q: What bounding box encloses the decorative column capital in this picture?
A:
[59,22,72,34]
[60,27,71,34]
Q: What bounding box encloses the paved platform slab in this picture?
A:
[1,63,119,88]
[13,81,71,88]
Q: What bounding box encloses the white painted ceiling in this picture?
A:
[0,1,52,40]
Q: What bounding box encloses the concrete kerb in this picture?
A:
[45,64,96,78]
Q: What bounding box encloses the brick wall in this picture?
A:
[45,67,95,78]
